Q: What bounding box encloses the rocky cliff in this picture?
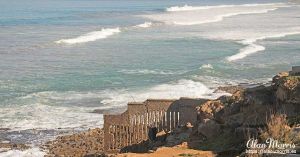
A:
[190,72,300,156]
[147,71,300,157]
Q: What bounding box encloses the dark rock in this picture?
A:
[197,119,221,139]
[235,127,258,139]
[217,86,245,95]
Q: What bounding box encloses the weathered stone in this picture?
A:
[0,142,30,150]
[244,85,273,106]
[197,100,224,122]
[197,119,221,139]
[45,128,104,156]
[224,113,244,127]
[217,86,245,95]
[235,127,258,139]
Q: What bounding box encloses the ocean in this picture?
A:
[0,0,300,156]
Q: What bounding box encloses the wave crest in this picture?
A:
[227,42,265,61]
[118,69,185,75]
[134,22,153,28]
[166,3,286,12]
[227,31,300,61]
[55,28,120,44]
[172,8,278,25]
[166,4,204,12]
[144,3,288,26]
[200,64,214,69]
[100,79,229,109]
[0,148,46,157]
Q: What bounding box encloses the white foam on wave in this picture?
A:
[194,75,239,87]
[0,100,103,131]
[175,8,278,25]
[100,79,230,109]
[200,64,214,69]
[55,27,120,44]
[143,3,288,25]
[1,79,228,131]
[166,4,202,12]
[227,31,300,61]
[165,3,300,61]
[142,2,300,61]
[134,22,153,28]
[0,148,45,157]
[21,90,101,101]
[227,41,265,61]
[118,69,185,75]
[166,3,285,12]
[55,22,155,45]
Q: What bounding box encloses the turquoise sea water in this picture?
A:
[0,0,300,154]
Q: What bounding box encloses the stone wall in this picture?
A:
[103,98,206,153]
[290,66,300,76]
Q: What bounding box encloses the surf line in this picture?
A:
[227,32,300,62]
[55,21,163,45]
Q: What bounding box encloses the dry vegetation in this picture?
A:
[260,114,300,144]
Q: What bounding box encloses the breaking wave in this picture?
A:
[55,27,120,44]
[227,31,300,61]
[0,148,46,157]
[55,22,154,45]
[173,9,278,25]
[0,102,103,131]
[118,69,185,75]
[200,64,214,69]
[166,3,285,12]
[143,3,288,26]
[100,79,229,109]
[134,22,153,28]
[141,3,300,61]
[1,78,229,131]
[227,40,265,61]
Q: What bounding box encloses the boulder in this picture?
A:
[197,100,224,122]
[274,75,300,103]
[244,85,273,106]
[217,85,245,94]
[224,113,244,127]
[165,133,189,146]
[165,123,194,146]
[197,119,221,139]
[235,127,258,139]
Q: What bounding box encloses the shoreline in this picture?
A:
[1,70,299,156]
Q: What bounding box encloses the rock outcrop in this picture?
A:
[197,119,221,139]
[197,100,224,122]
[192,71,300,156]
[44,128,104,157]
[0,142,30,152]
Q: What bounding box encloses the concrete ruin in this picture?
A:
[103,98,207,153]
[289,66,300,76]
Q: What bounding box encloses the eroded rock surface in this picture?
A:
[44,128,104,157]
